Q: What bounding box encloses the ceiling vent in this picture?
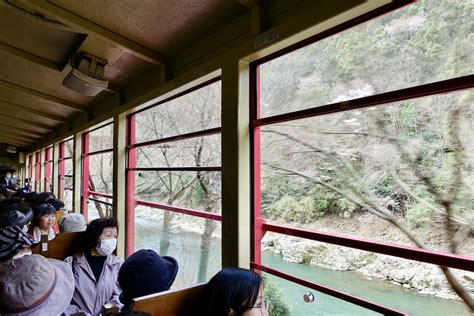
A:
[63,54,108,96]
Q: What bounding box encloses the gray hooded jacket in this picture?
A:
[64,252,123,316]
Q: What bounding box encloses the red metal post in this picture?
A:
[35,151,41,192]
[126,114,136,256]
[44,148,51,192]
[58,142,65,201]
[81,133,90,220]
[28,155,33,184]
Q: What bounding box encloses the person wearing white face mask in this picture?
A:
[9,169,17,186]
[65,218,123,315]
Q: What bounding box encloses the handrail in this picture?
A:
[251,262,407,316]
[135,199,221,221]
[253,75,474,126]
[88,191,113,199]
[127,127,222,149]
[128,167,221,172]
[263,222,474,272]
[82,148,113,157]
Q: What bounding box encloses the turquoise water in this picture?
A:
[262,251,471,316]
[134,216,470,315]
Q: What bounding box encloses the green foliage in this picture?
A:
[406,203,435,228]
[267,196,320,224]
[264,277,291,316]
[336,198,358,218]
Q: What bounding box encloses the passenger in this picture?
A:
[48,197,66,211]
[37,191,55,205]
[118,249,179,311]
[0,254,74,315]
[23,178,32,192]
[0,187,12,200]
[15,187,27,199]
[28,203,58,242]
[0,198,33,230]
[65,217,123,315]
[9,169,18,186]
[59,213,87,233]
[24,191,40,208]
[0,169,11,186]
[198,268,268,316]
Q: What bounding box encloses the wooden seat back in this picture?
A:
[31,231,83,260]
[131,283,206,316]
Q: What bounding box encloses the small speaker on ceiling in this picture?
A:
[63,54,108,96]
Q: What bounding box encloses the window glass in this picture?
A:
[260,249,470,315]
[259,0,474,117]
[135,81,221,143]
[63,139,74,158]
[134,207,221,287]
[135,135,221,168]
[89,152,113,196]
[260,91,473,256]
[134,171,221,214]
[88,124,113,152]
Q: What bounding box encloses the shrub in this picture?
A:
[406,203,435,228]
[264,276,291,316]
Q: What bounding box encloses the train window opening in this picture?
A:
[127,79,222,288]
[59,138,74,213]
[43,146,53,193]
[34,151,41,192]
[82,122,114,221]
[258,0,473,119]
[251,0,473,315]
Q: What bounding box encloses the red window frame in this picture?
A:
[125,78,222,256]
[43,147,53,192]
[27,154,33,183]
[249,1,474,315]
[58,139,74,209]
[34,151,41,192]
[81,122,114,220]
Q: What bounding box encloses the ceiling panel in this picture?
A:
[50,0,245,55]
[0,2,86,65]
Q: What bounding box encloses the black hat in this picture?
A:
[47,198,65,211]
[0,200,33,229]
[118,249,179,308]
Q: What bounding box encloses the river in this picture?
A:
[134,216,470,315]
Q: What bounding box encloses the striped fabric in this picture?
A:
[0,226,35,261]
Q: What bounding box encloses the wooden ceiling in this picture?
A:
[0,0,246,150]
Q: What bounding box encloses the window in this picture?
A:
[126,79,222,288]
[27,154,33,184]
[251,1,473,315]
[59,139,74,212]
[34,151,41,192]
[82,122,114,221]
[43,147,53,193]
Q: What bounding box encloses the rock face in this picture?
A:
[262,233,474,300]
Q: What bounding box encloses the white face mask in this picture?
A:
[12,175,17,179]
[96,238,117,256]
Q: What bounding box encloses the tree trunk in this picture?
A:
[89,175,105,218]
[197,218,217,282]
[159,210,172,255]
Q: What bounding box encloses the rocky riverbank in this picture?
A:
[136,206,474,300]
[261,212,474,301]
